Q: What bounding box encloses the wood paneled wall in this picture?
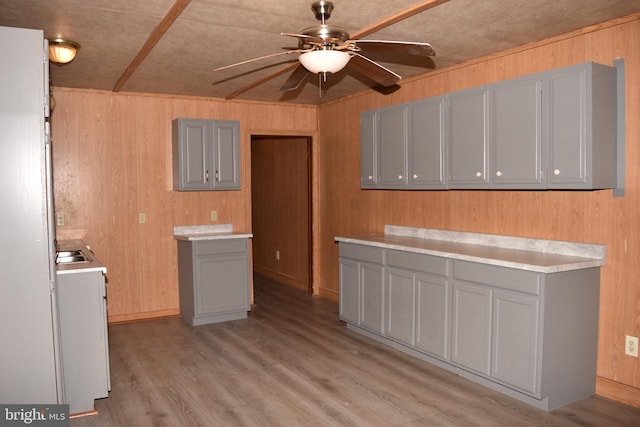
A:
[52,12,640,407]
[51,90,317,322]
[318,14,640,404]
[251,136,311,291]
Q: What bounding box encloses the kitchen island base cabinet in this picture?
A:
[338,241,601,411]
[177,238,250,326]
[57,271,110,415]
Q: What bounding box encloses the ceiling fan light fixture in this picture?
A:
[48,38,80,64]
[298,50,350,74]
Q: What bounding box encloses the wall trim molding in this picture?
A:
[108,309,180,324]
[596,376,640,408]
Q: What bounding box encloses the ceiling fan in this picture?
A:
[213,1,437,97]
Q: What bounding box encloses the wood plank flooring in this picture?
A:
[71,275,640,426]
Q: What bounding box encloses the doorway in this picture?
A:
[251,135,312,293]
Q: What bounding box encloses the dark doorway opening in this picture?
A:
[251,135,312,293]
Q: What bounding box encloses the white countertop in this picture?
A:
[336,225,606,273]
[55,239,107,275]
[173,224,253,241]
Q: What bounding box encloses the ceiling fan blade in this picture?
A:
[225,64,298,100]
[348,53,402,87]
[213,49,303,72]
[352,40,435,56]
[280,64,309,91]
[351,0,450,39]
[281,32,324,44]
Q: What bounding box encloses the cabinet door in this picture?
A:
[57,272,110,413]
[415,273,450,360]
[491,76,544,187]
[196,253,249,316]
[408,97,446,188]
[212,120,241,190]
[378,105,408,187]
[385,267,416,346]
[451,281,492,375]
[339,258,360,324]
[360,262,385,334]
[491,290,540,395]
[547,65,587,186]
[175,119,210,190]
[547,63,617,189]
[360,111,378,188]
[448,88,489,187]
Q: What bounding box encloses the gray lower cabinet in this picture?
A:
[339,242,601,411]
[57,271,110,414]
[451,280,492,375]
[338,243,385,334]
[452,261,542,394]
[172,118,240,191]
[386,250,451,358]
[177,238,250,325]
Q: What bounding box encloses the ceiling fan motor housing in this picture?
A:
[299,24,351,49]
[311,1,334,23]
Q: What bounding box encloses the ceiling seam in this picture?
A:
[112,0,192,92]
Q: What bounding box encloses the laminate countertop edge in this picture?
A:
[336,227,606,274]
[173,224,252,241]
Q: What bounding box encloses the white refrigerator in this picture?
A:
[0,25,64,404]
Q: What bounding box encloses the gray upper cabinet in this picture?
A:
[360,61,619,191]
[449,74,544,189]
[378,105,408,188]
[490,74,544,188]
[447,87,490,188]
[172,118,240,191]
[547,62,617,189]
[408,96,447,188]
[360,111,377,188]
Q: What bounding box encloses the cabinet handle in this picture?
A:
[496,171,502,177]
[368,175,373,180]
[215,170,219,181]
[205,170,209,182]
[475,171,482,178]
[554,169,561,176]
[398,174,403,180]
[413,174,418,180]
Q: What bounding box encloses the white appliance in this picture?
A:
[0,26,64,404]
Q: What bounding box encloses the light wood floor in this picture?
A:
[71,275,640,427]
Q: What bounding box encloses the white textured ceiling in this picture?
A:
[1,0,639,105]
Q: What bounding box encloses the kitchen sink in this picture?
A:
[56,249,92,264]
[57,250,83,257]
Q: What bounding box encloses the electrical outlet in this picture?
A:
[56,213,64,227]
[210,210,217,221]
[138,213,146,224]
[625,335,638,357]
